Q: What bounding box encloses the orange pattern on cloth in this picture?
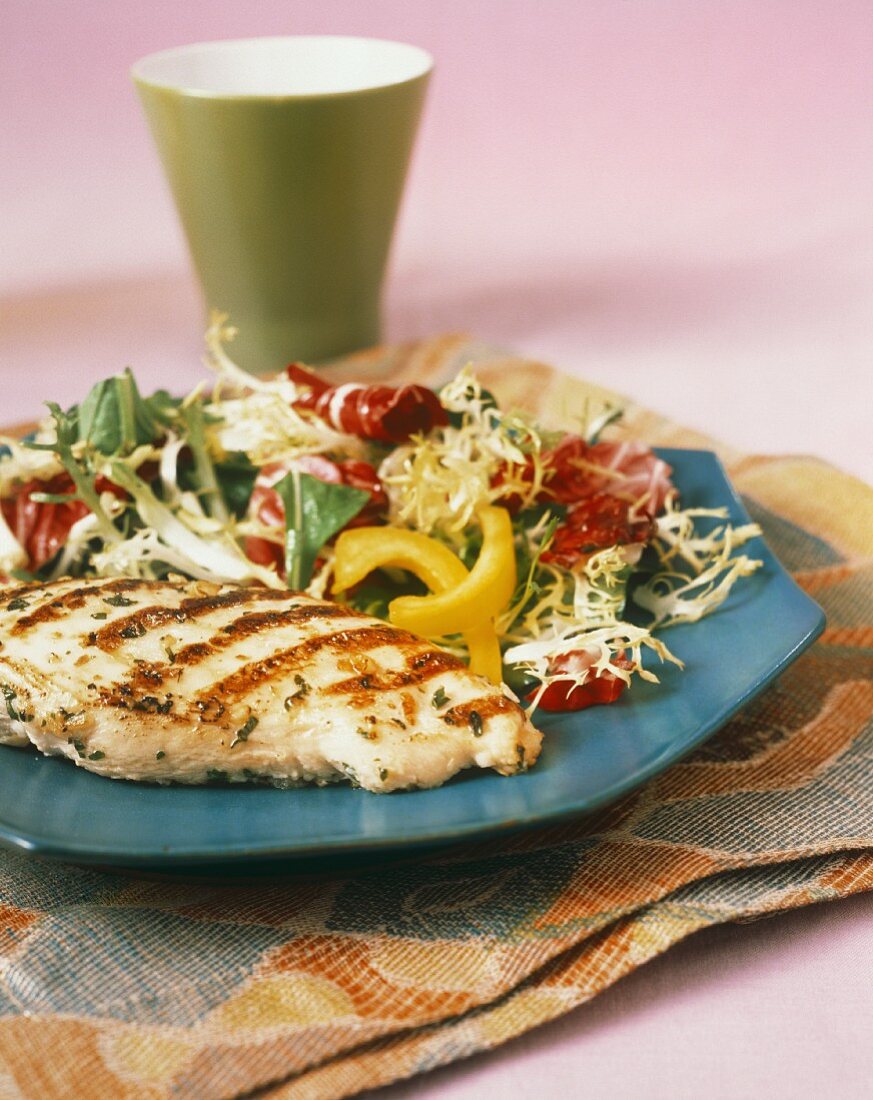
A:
[0,337,870,1099]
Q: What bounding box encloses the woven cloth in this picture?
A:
[0,336,870,1099]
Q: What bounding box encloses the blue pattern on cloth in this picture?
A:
[4,907,289,1025]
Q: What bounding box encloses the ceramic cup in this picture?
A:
[132,36,432,373]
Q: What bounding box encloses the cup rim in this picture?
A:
[131,35,434,100]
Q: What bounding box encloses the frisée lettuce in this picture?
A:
[0,318,763,714]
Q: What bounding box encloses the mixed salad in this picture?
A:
[0,314,763,714]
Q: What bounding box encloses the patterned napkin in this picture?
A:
[0,336,870,1099]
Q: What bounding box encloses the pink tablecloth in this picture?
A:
[381,893,873,1100]
[2,2,872,1096]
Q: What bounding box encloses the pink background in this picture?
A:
[2,2,872,1095]
[4,1,873,482]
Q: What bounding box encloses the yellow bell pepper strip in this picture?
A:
[458,629,503,685]
[331,526,504,683]
[388,506,517,637]
[333,528,466,595]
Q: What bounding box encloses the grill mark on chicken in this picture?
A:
[443,697,519,725]
[170,643,211,667]
[188,624,422,718]
[99,603,364,697]
[218,603,360,640]
[7,578,146,632]
[327,649,465,702]
[86,587,297,650]
[118,661,174,690]
[1,581,48,604]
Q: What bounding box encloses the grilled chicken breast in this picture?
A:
[0,577,541,792]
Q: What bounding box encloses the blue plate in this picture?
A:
[0,450,824,871]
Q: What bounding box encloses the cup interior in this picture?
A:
[131,36,433,97]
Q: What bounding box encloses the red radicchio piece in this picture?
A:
[286,363,448,444]
[526,650,634,712]
[490,435,673,518]
[1,473,127,571]
[542,493,657,569]
[542,435,673,512]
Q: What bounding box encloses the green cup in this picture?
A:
[132,36,432,373]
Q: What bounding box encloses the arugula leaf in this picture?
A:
[39,403,122,543]
[272,470,369,590]
[176,400,228,522]
[146,390,182,426]
[9,567,41,583]
[213,453,258,518]
[76,368,175,455]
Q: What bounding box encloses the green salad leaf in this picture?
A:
[35,403,121,544]
[213,454,258,518]
[272,470,369,590]
[176,400,227,522]
[76,368,178,455]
